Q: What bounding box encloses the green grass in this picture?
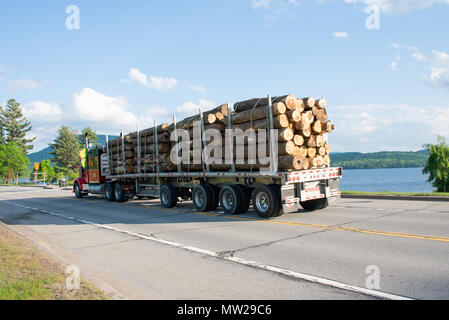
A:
[0,278,55,300]
[341,190,449,197]
[0,224,107,300]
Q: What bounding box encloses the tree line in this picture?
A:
[0,98,98,184]
[330,151,428,169]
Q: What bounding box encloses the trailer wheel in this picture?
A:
[300,198,328,211]
[208,185,220,211]
[252,185,282,218]
[192,184,214,212]
[105,183,115,202]
[219,185,245,215]
[114,183,125,203]
[160,184,178,208]
[235,185,251,214]
[74,182,83,199]
[320,199,329,209]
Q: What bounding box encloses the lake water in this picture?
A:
[340,167,433,193]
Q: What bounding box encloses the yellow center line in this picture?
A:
[9,195,449,243]
[187,208,449,243]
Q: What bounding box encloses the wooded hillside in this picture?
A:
[331,151,428,169]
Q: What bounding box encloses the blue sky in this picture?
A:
[0,0,448,152]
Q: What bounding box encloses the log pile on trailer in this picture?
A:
[107,94,334,174]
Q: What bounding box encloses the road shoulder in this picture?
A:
[0,222,107,300]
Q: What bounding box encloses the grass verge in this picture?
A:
[341,191,449,197]
[0,223,107,300]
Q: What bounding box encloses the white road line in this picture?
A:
[6,201,413,300]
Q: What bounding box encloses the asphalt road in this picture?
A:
[0,185,448,300]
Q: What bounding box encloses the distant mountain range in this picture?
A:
[27,135,118,165]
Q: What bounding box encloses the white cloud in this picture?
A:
[176,99,216,116]
[329,103,449,152]
[27,126,60,152]
[5,79,43,91]
[390,43,418,51]
[341,0,449,13]
[123,68,178,91]
[72,88,138,131]
[187,83,207,94]
[424,67,449,88]
[148,75,178,91]
[432,49,449,62]
[137,106,173,129]
[253,0,272,8]
[389,61,398,71]
[413,50,449,89]
[25,87,219,152]
[128,68,148,86]
[23,101,63,123]
[333,32,348,38]
[387,53,401,71]
[412,52,426,62]
[252,0,300,21]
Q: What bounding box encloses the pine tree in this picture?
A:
[50,126,80,172]
[78,127,99,146]
[1,99,35,153]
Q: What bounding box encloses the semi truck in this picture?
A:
[74,96,342,218]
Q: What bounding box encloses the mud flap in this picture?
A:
[281,185,299,213]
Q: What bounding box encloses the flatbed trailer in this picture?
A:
[74,95,342,218]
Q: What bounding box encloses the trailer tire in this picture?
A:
[74,182,83,199]
[320,199,329,210]
[252,185,282,218]
[300,198,327,211]
[192,184,213,212]
[105,183,115,202]
[160,184,178,208]
[235,185,251,214]
[219,185,245,215]
[114,183,125,203]
[208,185,220,211]
[271,185,284,217]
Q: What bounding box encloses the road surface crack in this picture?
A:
[72,238,142,251]
[218,229,330,257]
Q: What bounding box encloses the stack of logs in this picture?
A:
[107,94,334,174]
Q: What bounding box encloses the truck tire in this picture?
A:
[270,185,284,217]
[320,199,329,209]
[209,185,220,211]
[105,183,115,202]
[219,185,245,215]
[160,184,178,208]
[300,198,328,211]
[192,184,214,212]
[74,182,83,199]
[114,183,125,203]
[235,185,251,214]
[252,185,282,218]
